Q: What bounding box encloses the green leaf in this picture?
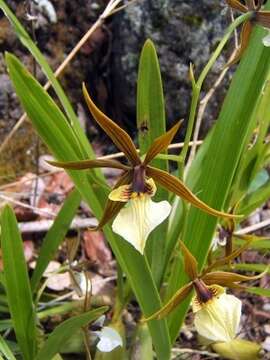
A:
[0,335,16,360]
[35,307,108,360]
[137,39,169,286]
[229,78,270,207]
[0,320,12,332]
[0,205,37,360]
[234,237,270,250]
[6,53,171,360]
[137,39,167,161]
[31,189,81,292]
[238,179,270,216]
[232,263,270,274]
[166,13,270,341]
[245,287,270,297]
[247,169,269,193]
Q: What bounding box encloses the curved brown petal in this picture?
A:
[143,120,182,165]
[180,241,198,281]
[142,283,193,322]
[48,158,131,171]
[226,0,248,12]
[203,269,268,287]
[92,171,133,230]
[255,11,270,28]
[226,21,253,67]
[83,84,141,166]
[146,166,241,219]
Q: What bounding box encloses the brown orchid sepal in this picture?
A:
[142,241,267,322]
[48,158,132,171]
[226,0,270,65]
[146,166,241,219]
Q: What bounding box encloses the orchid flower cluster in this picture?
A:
[49,84,236,254]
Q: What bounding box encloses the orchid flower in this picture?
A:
[226,0,270,64]
[143,241,267,322]
[192,283,241,343]
[95,326,123,353]
[49,84,237,254]
[91,316,123,353]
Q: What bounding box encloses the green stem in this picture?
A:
[179,12,252,177]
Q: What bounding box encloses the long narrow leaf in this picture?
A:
[31,189,81,292]
[245,287,270,297]
[0,205,37,360]
[0,335,16,360]
[137,39,169,286]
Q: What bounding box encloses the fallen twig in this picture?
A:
[236,218,270,235]
[19,217,98,233]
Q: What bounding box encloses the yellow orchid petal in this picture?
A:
[192,286,242,343]
[109,184,132,202]
[108,178,157,202]
[144,178,157,197]
[111,195,171,254]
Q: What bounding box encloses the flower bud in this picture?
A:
[212,339,262,360]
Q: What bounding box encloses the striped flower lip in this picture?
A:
[48,84,240,249]
[192,284,242,343]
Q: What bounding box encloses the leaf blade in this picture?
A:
[0,205,37,360]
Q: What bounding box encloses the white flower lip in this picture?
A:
[109,178,171,254]
[193,291,242,343]
[112,195,171,254]
[95,326,123,353]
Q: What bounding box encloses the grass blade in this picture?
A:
[245,287,270,297]
[0,205,37,360]
[0,335,16,360]
[31,189,81,292]
[232,263,270,274]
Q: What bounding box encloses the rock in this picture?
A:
[111,0,232,134]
